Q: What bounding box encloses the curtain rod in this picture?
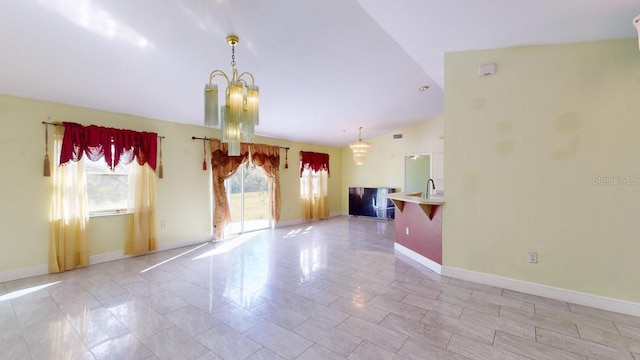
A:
[191,136,289,150]
[42,121,165,138]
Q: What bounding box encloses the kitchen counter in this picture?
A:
[383,192,444,205]
[383,192,444,219]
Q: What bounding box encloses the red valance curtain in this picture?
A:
[60,122,158,171]
[299,151,330,177]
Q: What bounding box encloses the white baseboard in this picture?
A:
[442,266,640,318]
[0,237,213,283]
[90,251,132,265]
[275,219,306,228]
[0,264,49,283]
[394,243,442,274]
[157,237,213,251]
[275,212,346,229]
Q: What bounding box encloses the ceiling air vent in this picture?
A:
[393,134,403,139]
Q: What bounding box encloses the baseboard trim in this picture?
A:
[394,243,442,275]
[442,266,640,318]
[275,219,306,228]
[0,237,213,283]
[156,237,213,251]
[89,251,132,265]
[275,212,346,229]
[0,264,49,283]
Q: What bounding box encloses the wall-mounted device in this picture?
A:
[479,63,496,77]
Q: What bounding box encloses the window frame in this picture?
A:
[85,159,131,217]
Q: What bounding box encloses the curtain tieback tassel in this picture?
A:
[43,122,51,177]
[202,139,208,171]
[158,137,164,179]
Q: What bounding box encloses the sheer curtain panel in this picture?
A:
[49,125,90,273]
[126,163,157,255]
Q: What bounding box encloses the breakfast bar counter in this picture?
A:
[384,192,444,274]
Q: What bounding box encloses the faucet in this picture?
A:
[425,178,435,199]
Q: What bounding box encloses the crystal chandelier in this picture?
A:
[204,35,259,156]
[349,127,372,165]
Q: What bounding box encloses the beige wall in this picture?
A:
[444,39,640,303]
[340,117,444,213]
[0,94,341,273]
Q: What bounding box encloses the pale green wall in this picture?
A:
[340,117,444,213]
[0,94,341,273]
[444,38,640,303]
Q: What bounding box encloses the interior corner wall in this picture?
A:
[340,117,444,214]
[444,38,640,303]
[0,94,341,276]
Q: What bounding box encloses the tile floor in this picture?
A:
[1,216,640,360]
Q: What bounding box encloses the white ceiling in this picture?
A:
[0,0,638,147]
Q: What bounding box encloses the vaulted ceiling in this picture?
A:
[1,1,638,146]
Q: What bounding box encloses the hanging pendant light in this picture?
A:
[349,127,372,165]
[204,35,259,156]
[634,15,640,51]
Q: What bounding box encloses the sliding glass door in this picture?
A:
[226,162,270,235]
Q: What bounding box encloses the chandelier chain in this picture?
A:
[231,43,236,67]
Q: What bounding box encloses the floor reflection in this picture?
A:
[2,216,630,359]
[0,281,61,301]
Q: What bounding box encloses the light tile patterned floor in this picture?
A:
[1,216,640,359]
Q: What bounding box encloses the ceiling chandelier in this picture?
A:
[204,35,259,156]
[349,127,372,165]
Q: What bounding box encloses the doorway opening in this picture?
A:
[225,161,270,235]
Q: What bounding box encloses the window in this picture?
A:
[51,121,159,257]
[85,159,130,216]
[299,151,330,220]
[299,151,330,199]
[300,168,323,198]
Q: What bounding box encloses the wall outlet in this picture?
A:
[528,252,538,263]
[161,220,167,229]
[405,227,410,236]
